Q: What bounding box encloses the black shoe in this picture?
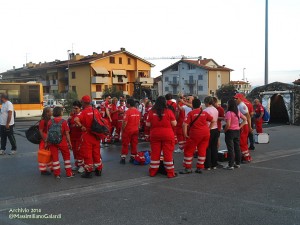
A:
[120,158,126,164]
[195,168,203,174]
[179,168,192,174]
[129,157,135,164]
[81,171,92,178]
[41,171,51,176]
[249,146,255,151]
[95,169,102,176]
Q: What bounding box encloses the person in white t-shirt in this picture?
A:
[203,96,219,170]
[0,94,17,155]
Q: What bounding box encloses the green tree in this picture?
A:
[103,86,124,98]
[61,91,78,115]
[216,84,237,104]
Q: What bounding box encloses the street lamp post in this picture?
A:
[265,0,269,85]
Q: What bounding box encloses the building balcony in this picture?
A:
[123,91,129,95]
[50,80,58,85]
[92,76,110,84]
[112,76,128,84]
[184,80,196,85]
[41,80,50,86]
[92,92,103,99]
[136,77,154,85]
[168,81,179,86]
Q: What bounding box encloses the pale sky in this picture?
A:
[0,0,299,86]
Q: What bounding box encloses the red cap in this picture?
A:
[233,93,245,99]
[81,95,91,103]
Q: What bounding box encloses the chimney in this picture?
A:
[223,65,225,67]
[93,52,97,56]
[102,51,105,56]
[108,50,111,53]
[120,47,126,51]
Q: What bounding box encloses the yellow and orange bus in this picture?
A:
[0,82,43,118]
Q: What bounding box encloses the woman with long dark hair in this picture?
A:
[146,96,177,178]
[223,99,247,170]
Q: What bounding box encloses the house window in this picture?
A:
[165,77,169,82]
[198,75,203,80]
[119,57,122,64]
[138,72,145,77]
[72,86,76,92]
[171,66,178,71]
[71,72,76,79]
[109,57,115,64]
[53,80,57,85]
[118,77,123,82]
[165,86,169,92]
[198,86,203,91]
[188,64,195,70]
[96,85,102,92]
[128,58,131,65]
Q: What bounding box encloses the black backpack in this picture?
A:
[25,121,42,144]
[91,108,109,135]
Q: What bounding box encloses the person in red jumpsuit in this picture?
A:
[180,99,214,174]
[234,93,252,163]
[110,97,119,141]
[46,107,73,179]
[175,98,186,152]
[143,100,152,142]
[254,99,264,133]
[165,93,177,143]
[100,95,112,144]
[146,96,177,178]
[116,99,126,141]
[68,100,83,173]
[120,98,140,164]
[38,107,53,175]
[75,95,103,178]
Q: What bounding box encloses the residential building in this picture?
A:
[161,58,233,99]
[0,48,155,99]
[230,80,252,94]
[153,75,163,96]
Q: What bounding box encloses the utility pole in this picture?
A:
[265,0,269,85]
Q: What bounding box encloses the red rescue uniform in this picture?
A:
[167,100,177,142]
[216,105,225,132]
[143,106,152,141]
[68,113,83,168]
[147,109,176,178]
[100,100,112,143]
[121,107,140,158]
[38,119,53,172]
[110,103,119,139]
[48,118,72,177]
[176,102,186,150]
[183,109,213,169]
[76,106,103,172]
[255,103,264,133]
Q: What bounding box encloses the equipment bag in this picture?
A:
[25,121,42,144]
[255,133,270,144]
[37,148,52,164]
[262,107,270,122]
[217,150,228,162]
[134,151,151,165]
[91,108,109,135]
[47,119,64,144]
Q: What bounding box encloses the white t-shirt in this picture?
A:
[0,101,14,126]
[204,106,218,130]
[238,102,248,124]
[182,105,192,117]
[138,103,145,116]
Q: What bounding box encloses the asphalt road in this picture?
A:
[0,120,299,225]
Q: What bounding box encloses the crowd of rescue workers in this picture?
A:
[37,92,265,179]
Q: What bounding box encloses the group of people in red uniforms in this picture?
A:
[37,92,264,179]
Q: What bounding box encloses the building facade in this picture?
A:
[0,48,154,99]
[161,58,232,99]
[230,80,252,94]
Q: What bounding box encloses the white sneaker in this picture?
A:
[78,166,85,173]
[0,150,6,155]
[9,150,17,155]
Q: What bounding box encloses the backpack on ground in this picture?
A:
[47,119,64,144]
[25,121,42,144]
[262,107,270,122]
[134,151,151,165]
